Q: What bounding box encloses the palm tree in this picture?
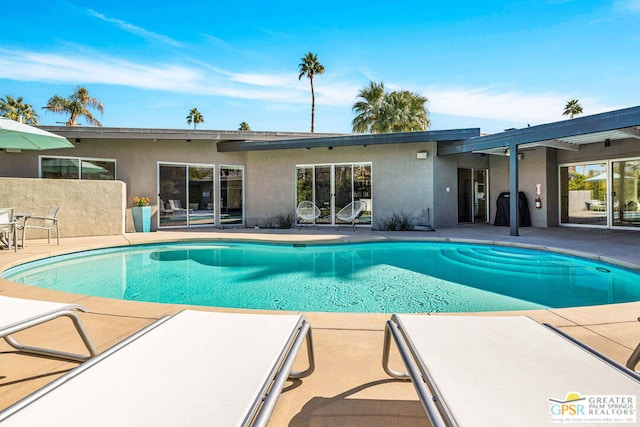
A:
[383,90,430,132]
[0,95,39,124]
[43,87,104,126]
[298,52,325,132]
[352,81,386,133]
[563,99,583,119]
[186,108,204,129]
[352,81,430,133]
[238,121,250,131]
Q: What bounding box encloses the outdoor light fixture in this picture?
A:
[416,151,428,159]
[75,138,81,143]
[186,139,192,143]
[328,146,333,150]
[604,139,611,147]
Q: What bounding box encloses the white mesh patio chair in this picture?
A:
[336,200,367,231]
[22,206,60,247]
[0,207,18,251]
[296,201,321,229]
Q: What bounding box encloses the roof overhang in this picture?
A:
[37,126,344,143]
[437,106,640,156]
[216,128,481,152]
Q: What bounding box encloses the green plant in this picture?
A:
[379,212,413,231]
[274,211,295,229]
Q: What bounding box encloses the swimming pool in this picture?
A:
[3,241,640,313]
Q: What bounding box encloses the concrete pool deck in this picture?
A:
[1,225,640,425]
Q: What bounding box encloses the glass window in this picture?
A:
[159,164,188,227]
[560,163,608,226]
[220,165,244,225]
[40,156,116,180]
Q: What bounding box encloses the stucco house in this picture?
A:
[1,106,639,238]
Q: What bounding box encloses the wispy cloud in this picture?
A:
[613,0,640,12]
[426,86,617,125]
[0,48,618,126]
[87,10,183,47]
[0,49,316,103]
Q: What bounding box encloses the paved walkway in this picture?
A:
[1,225,639,425]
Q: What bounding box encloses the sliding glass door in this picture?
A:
[296,163,372,226]
[314,166,332,224]
[612,159,640,227]
[158,163,215,228]
[560,163,608,226]
[457,168,488,224]
[560,158,640,229]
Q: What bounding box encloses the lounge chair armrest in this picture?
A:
[382,318,447,426]
[27,215,57,221]
[626,317,640,371]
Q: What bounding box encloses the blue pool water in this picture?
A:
[3,241,640,313]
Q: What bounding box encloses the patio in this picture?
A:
[1,225,640,425]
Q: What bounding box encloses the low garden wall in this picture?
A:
[0,178,126,239]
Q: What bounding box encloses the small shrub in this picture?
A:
[274,211,296,229]
[379,212,413,231]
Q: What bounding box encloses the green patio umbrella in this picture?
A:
[0,117,74,150]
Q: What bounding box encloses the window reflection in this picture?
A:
[41,156,115,180]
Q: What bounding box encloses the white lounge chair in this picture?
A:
[0,295,97,362]
[336,200,367,231]
[168,199,192,214]
[0,207,17,251]
[296,201,320,229]
[0,310,315,427]
[383,315,640,427]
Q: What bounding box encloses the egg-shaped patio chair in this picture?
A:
[296,201,321,230]
[336,200,367,231]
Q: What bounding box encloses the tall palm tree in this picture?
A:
[238,121,250,131]
[43,87,104,126]
[186,108,204,129]
[563,99,583,119]
[352,81,430,133]
[298,52,325,133]
[0,95,39,124]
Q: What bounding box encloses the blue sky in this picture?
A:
[2,0,639,133]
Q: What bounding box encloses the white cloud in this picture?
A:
[0,49,198,91]
[227,71,298,88]
[0,49,330,104]
[87,10,183,47]
[0,48,620,127]
[425,86,618,125]
[615,0,640,11]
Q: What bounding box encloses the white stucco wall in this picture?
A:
[245,142,436,229]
